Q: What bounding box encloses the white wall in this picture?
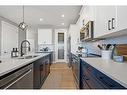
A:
[1,21,18,56]
[0,16,18,56]
[26,29,36,52]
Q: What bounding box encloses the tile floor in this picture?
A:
[41,63,77,89]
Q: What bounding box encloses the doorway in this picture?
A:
[58,33,64,59]
[55,29,67,63]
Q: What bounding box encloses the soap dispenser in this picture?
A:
[11,48,15,58]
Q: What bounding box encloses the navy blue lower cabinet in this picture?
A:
[81,76,89,89]
[33,55,50,89]
[92,68,125,89]
[80,60,126,89]
[80,60,105,89]
[71,53,80,88]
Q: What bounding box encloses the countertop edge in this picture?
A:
[0,53,50,77]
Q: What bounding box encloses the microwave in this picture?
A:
[80,21,93,41]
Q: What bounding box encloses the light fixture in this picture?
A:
[61,23,64,25]
[18,6,28,31]
[61,14,65,17]
[40,18,43,21]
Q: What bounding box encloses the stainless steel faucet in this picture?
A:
[20,40,30,56]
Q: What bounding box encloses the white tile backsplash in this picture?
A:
[82,35,127,55]
[38,44,54,51]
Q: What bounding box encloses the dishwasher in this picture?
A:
[0,63,33,89]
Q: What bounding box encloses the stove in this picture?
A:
[76,53,101,58]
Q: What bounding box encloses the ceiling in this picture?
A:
[0,6,81,28]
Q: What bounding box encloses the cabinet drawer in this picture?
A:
[81,63,104,89]
[81,62,93,75]
[81,76,90,89]
[93,69,125,89]
[84,71,104,89]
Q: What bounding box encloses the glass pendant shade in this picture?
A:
[18,6,28,31]
[18,22,28,31]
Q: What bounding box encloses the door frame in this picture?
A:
[55,29,67,63]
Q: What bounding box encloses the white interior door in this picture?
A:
[55,29,67,63]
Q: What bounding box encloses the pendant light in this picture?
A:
[18,6,28,31]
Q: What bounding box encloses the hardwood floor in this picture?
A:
[41,63,77,89]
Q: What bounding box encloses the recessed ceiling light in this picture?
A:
[61,14,65,17]
[61,23,64,25]
[40,18,43,21]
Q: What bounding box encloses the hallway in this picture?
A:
[41,63,77,89]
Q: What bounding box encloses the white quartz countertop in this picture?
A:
[0,53,50,77]
[80,57,127,88]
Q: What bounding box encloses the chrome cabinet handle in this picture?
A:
[112,18,115,29]
[108,20,111,30]
[4,69,32,89]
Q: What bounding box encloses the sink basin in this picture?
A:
[18,55,38,59]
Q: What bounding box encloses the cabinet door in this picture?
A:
[45,58,50,77]
[33,60,41,89]
[80,6,95,26]
[81,76,90,89]
[84,70,104,89]
[38,29,52,44]
[40,62,45,85]
[116,6,127,31]
[94,6,116,38]
[69,25,80,52]
[80,61,90,89]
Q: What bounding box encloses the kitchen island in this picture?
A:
[0,52,52,89]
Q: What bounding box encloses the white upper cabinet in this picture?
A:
[38,29,52,45]
[79,6,94,28]
[94,6,127,38]
[79,6,127,38]
[94,6,116,38]
[116,6,127,31]
[69,24,79,52]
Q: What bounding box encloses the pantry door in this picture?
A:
[55,29,67,63]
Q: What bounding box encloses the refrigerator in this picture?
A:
[67,36,72,67]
